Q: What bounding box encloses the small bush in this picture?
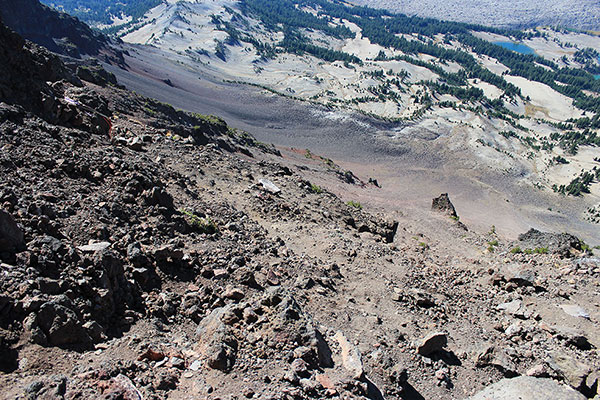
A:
[510,246,522,254]
[310,183,323,194]
[522,247,548,255]
[180,209,217,234]
[347,200,362,209]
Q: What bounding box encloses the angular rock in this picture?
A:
[431,193,457,218]
[77,241,110,253]
[526,364,550,378]
[334,331,364,380]
[509,269,536,287]
[559,304,590,319]
[35,297,91,346]
[517,228,582,257]
[223,286,244,301]
[417,332,447,356]
[474,344,517,376]
[467,376,586,400]
[195,306,238,371]
[258,178,281,194]
[548,352,592,393]
[408,288,437,308]
[145,187,174,209]
[497,299,529,319]
[128,137,143,151]
[0,209,25,254]
[102,374,143,400]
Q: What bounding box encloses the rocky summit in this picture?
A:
[0,3,600,400]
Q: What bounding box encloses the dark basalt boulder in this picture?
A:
[517,228,583,258]
[432,193,458,218]
[0,209,25,256]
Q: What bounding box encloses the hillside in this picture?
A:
[349,0,600,31]
[0,0,111,57]
[1,14,600,399]
[39,0,161,31]
[102,0,600,234]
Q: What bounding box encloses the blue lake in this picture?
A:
[494,41,536,55]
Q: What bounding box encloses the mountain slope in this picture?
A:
[0,5,599,400]
[112,0,600,220]
[40,0,161,31]
[0,0,110,57]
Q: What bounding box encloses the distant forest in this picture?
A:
[40,0,160,25]
[238,0,600,117]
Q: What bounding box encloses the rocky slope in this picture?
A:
[107,0,600,226]
[0,0,113,58]
[1,18,600,400]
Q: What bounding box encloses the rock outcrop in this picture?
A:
[432,193,458,218]
[0,0,110,58]
[517,228,583,257]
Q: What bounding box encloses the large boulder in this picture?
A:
[195,306,238,371]
[0,209,25,254]
[29,296,91,346]
[467,376,586,400]
[432,193,457,218]
[417,331,448,356]
[517,228,582,257]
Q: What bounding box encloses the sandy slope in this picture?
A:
[104,45,600,245]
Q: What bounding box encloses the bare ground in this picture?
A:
[105,44,600,246]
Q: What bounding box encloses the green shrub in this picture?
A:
[180,209,217,234]
[310,183,323,194]
[510,246,522,254]
[347,200,363,209]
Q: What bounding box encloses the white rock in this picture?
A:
[467,376,586,400]
[258,178,281,194]
[77,242,111,252]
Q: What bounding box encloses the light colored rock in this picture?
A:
[128,137,143,151]
[473,344,516,375]
[548,352,591,391]
[107,374,143,400]
[467,376,586,400]
[189,360,202,371]
[560,304,590,319]
[497,299,520,313]
[77,242,111,252]
[333,331,364,379]
[416,331,447,356]
[258,178,281,194]
[526,364,550,377]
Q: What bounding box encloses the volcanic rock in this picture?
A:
[432,193,457,217]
